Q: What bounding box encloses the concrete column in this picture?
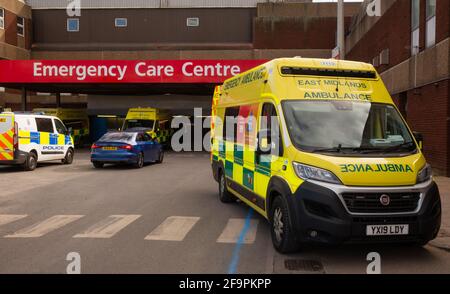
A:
[337,0,345,60]
[21,88,27,112]
[56,93,61,108]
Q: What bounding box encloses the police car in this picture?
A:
[0,112,74,171]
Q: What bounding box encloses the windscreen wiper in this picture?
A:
[312,145,358,154]
[358,142,416,154]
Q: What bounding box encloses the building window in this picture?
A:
[115,18,127,27]
[186,17,199,27]
[0,8,4,30]
[17,16,24,36]
[67,18,79,32]
[411,0,420,55]
[426,0,436,48]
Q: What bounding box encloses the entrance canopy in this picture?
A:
[0,60,265,95]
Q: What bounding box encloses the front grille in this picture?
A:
[343,192,420,213]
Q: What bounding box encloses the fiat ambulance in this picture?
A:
[211,58,441,253]
[122,107,172,146]
[0,112,74,171]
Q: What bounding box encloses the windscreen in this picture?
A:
[282,100,416,155]
[124,119,154,130]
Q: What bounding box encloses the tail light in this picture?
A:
[13,122,18,151]
[119,145,133,150]
[91,143,101,149]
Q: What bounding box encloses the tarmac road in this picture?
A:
[0,150,449,274]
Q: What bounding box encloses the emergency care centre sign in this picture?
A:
[0,60,265,84]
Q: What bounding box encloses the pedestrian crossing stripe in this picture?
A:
[0,214,261,244]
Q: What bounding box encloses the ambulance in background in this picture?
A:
[122,107,172,147]
[211,58,441,253]
[33,108,89,147]
[0,111,74,171]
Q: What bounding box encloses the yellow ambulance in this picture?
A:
[211,58,441,253]
[123,107,172,146]
[33,108,89,147]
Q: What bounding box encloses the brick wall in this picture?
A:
[392,80,450,176]
[346,0,411,73]
[254,17,352,50]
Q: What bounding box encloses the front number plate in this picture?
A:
[366,224,409,236]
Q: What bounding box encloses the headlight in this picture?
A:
[417,164,432,184]
[293,162,342,185]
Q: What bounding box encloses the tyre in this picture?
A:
[93,162,104,169]
[62,149,74,165]
[134,152,144,168]
[23,152,37,172]
[156,150,164,164]
[218,169,236,203]
[270,196,299,253]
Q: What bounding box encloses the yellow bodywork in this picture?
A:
[211,58,426,219]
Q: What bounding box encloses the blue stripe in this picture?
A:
[30,132,40,144]
[227,209,254,274]
[50,134,58,145]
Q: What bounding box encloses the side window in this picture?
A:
[143,133,152,141]
[260,103,283,156]
[136,133,145,142]
[54,119,67,135]
[35,118,54,133]
[224,107,239,142]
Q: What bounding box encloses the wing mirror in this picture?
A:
[413,131,424,151]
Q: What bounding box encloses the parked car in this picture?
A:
[91,130,164,168]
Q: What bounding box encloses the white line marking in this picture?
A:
[0,215,27,227]
[145,216,200,241]
[73,215,141,238]
[217,218,259,244]
[4,215,84,238]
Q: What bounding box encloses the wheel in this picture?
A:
[23,152,37,171]
[218,169,236,203]
[134,152,144,168]
[156,150,164,164]
[62,149,74,165]
[93,162,104,169]
[270,196,299,253]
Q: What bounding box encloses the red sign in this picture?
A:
[0,60,266,84]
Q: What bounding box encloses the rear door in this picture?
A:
[0,113,15,161]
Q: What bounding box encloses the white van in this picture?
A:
[0,112,75,171]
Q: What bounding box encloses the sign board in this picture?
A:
[0,60,266,84]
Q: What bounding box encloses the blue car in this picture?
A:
[91,130,164,168]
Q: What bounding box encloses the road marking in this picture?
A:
[145,216,200,241]
[4,215,84,238]
[227,209,255,274]
[217,216,259,244]
[73,215,141,238]
[0,215,27,227]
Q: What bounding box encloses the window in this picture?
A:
[426,0,436,48]
[224,107,239,142]
[115,18,127,27]
[136,133,146,142]
[54,119,67,135]
[17,16,24,37]
[67,18,79,32]
[35,118,54,133]
[411,0,420,55]
[143,133,152,142]
[186,17,199,27]
[260,103,282,156]
[0,8,4,30]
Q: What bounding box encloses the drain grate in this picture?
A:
[284,259,324,272]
